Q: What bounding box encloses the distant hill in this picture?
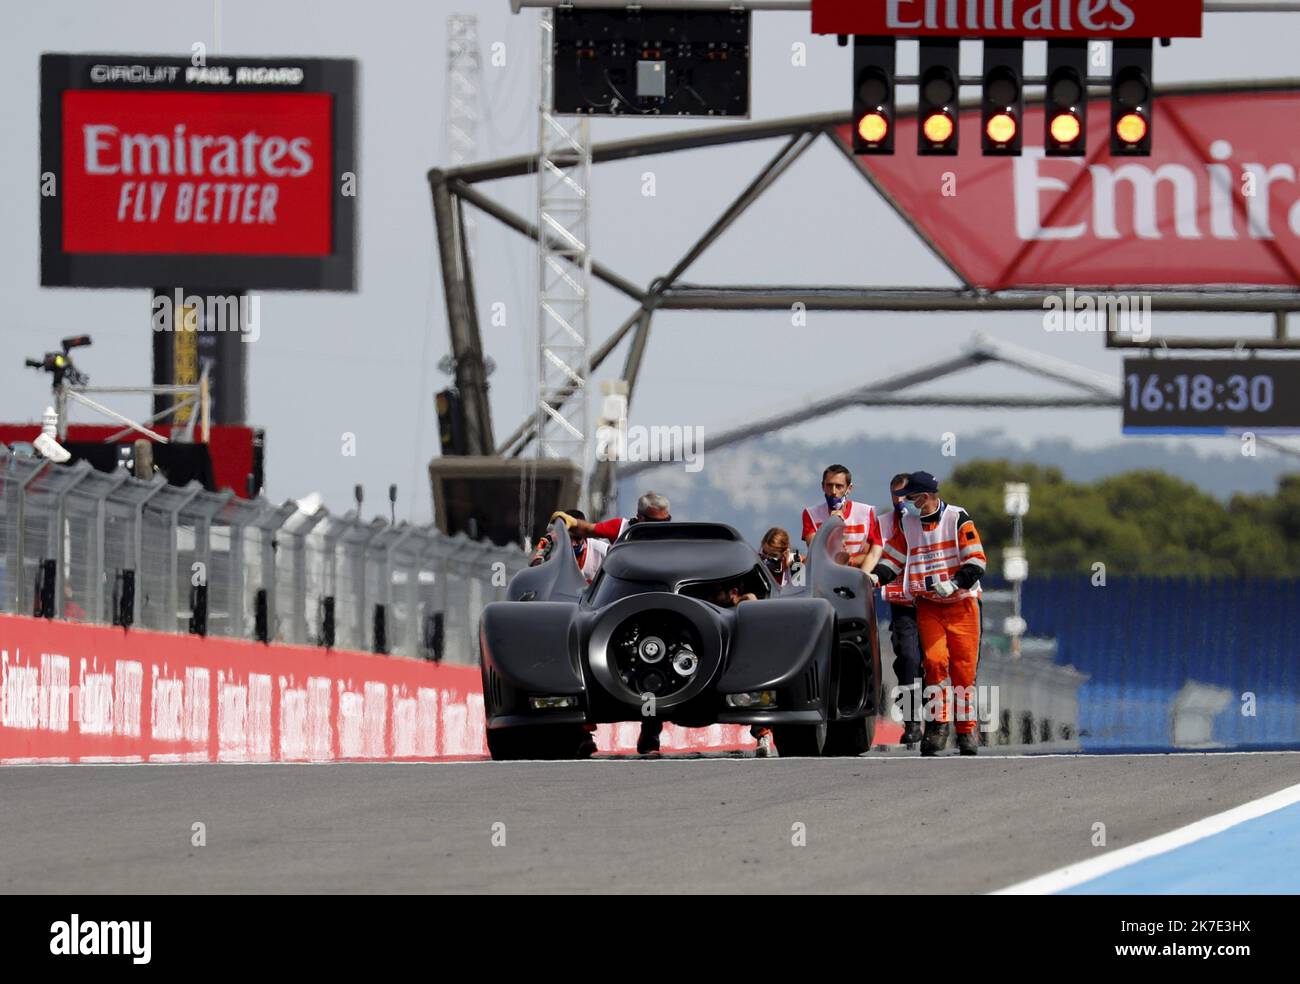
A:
[617,430,1300,547]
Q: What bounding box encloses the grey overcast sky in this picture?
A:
[3,1,1300,521]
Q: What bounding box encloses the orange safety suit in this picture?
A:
[879,501,986,734]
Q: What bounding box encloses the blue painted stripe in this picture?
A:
[1062,801,1300,894]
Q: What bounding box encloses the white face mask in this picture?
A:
[901,500,921,518]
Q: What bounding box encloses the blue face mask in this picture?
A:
[901,500,921,518]
[572,541,584,557]
[825,493,847,511]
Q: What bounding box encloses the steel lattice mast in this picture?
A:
[446,14,481,257]
[533,8,593,515]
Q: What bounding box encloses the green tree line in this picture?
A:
[940,460,1300,576]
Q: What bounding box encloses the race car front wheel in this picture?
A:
[822,716,874,756]
[771,722,827,757]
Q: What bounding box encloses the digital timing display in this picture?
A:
[1122,358,1300,434]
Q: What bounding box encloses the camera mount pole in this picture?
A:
[55,376,69,441]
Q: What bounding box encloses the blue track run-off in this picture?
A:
[1062,802,1300,894]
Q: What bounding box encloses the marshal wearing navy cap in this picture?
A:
[873,469,987,756]
[898,470,940,496]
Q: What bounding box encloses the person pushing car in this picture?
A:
[801,464,882,572]
[530,508,608,583]
[876,473,924,747]
[551,492,672,756]
[874,471,987,757]
[553,491,670,544]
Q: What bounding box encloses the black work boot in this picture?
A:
[956,731,979,756]
[900,721,924,747]
[920,722,950,757]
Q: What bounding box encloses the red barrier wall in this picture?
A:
[0,615,754,763]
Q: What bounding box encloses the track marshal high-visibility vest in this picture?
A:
[577,538,608,582]
[802,500,879,557]
[886,501,986,604]
[875,505,913,605]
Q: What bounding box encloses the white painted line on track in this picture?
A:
[2,750,1297,768]
[991,780,1300,895]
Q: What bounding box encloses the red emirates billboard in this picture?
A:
[42,54,356,290]
[835,84,1300,289]
[812,0,1203,38]
[61,90,333,255]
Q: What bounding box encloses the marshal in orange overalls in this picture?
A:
[879,502,986,734]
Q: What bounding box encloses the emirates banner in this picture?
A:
[0,616,764,763]
[61,90,334,256]
[836,88,1300,289]
[40,53,357,290]
[812,0,1203,38]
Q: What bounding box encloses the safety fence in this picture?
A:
[874,577,1300,752]
[1013,571,1300,748]
[1010,574,1300,751]
[0,450,528,665]
[0,614,758,763]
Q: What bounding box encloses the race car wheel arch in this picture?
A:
[719,597,836,695]
[828,605,883,722]
[480,601,583,720]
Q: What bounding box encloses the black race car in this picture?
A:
[478,517,882,759]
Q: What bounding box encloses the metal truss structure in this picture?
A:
[617,332,1300,477]
[428,77,1300,510]
[446,14,482,258]
[533,8,594,512]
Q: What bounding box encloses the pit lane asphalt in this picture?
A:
[1,751,1296,894]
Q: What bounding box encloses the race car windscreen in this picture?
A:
[677,565,771,604]
[585,572,670,607]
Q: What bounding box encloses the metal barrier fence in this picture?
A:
[0,450,527,664]
[875,579,1300,752]
[1011,573,1300,750]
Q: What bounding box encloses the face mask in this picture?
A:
[763,554,784,577]
[825,494,847,511]
[572,541,584,557]
[902,500,921,518]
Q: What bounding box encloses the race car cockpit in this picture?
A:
[582,522,775,607]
